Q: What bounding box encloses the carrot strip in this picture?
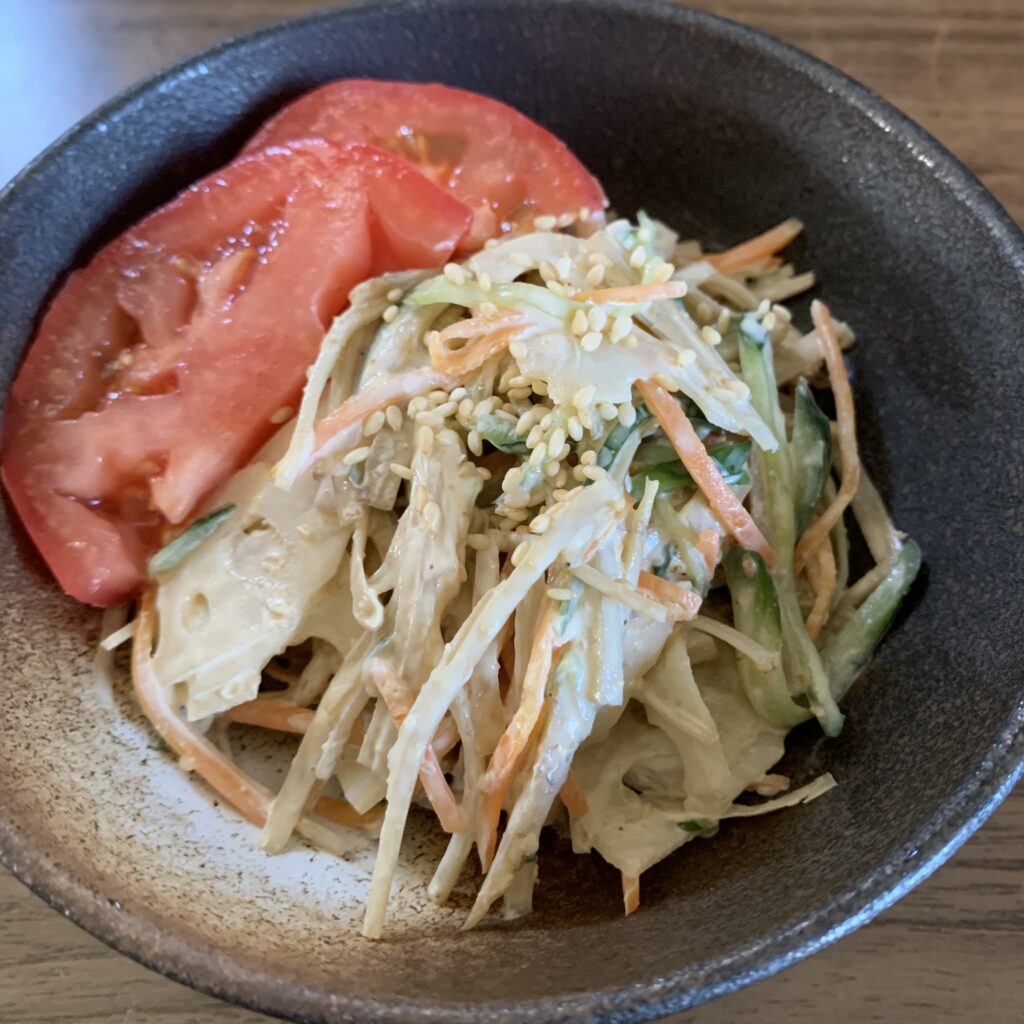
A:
[637,380,776,565]
[222,700,314,735]
[477,601,558,870]
[794,301,861,573]
[365,661,465,834]
[302,366,455,472]
[706,218,804,274]
[636,570,703,620]
[574,281,688,304]
[804,539,837,640]
[622,872,641,916]
[429,323,526,377]
[133,595,377,829]
[559,770,588,818]
[696,527,722,574]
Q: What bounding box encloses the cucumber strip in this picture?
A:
[791,378,833,537]
[597,405,651,469]
[474,413,529,454]
[738,315,844,736]
[147,505,235,578]
[723,548,811,730]
[629,441,751,500]
[824,540,921,701]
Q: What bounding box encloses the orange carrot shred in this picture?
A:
[637,379,776,565]
[574,281,687,305]
[794,301,861,573]
[804,539,837,640]
[477,601,558,869]
[559,771,589,818]
[706,218,803,275]
[636,570,703,620]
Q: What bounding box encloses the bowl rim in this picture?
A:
[1,1,1022,1021]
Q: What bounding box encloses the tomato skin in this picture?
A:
[2,140,470,605]
[246,80,608,251]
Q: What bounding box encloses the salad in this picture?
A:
[1,81,919,938]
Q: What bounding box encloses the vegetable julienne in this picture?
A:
[3,82,919,938]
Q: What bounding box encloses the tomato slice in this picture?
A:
[246,80,607,251]
[2,140,470,605]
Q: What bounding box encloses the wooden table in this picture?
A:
[1,1,1021,1021]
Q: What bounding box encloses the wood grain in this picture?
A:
[0,1,1021,1022]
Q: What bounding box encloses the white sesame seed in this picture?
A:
[597,400,618,421]
[510,541,529,566]
[416,410,444,428]
[423,501,441,532]
[572,465,587,482]
[533,379,549,397]
[556,256,573,281]
[477,271,492,292]
[676,348,697,367]
[479,301,499,317]
[610,316,632,344]
[701,325,723,346]
[587,306,608,331]
[530,513,551,534]
[580,331,602,352]
[557,211,577,228]
[710,386,737,403]
[637,226,653,244]
[363,410,386,436]
[538,260,556,283]
[630,246,647,269]
[578,406,595,432]
[571,309,589,336]
[467,532,491,551]
[534,214,558,231]
[540,412,555,430]
[650,261,676,285]
[582,465,606,482]
[716,308,732,332]
[439,428,461,446]
[549,426,566,453]
[509,340,528,360]
[756,298,772,318]
[343,446,371,466]
[507,386,533,401]
[653,373,680,393]
[477,467,492,480]
[547,586,575,601]
[385,405,404,431]
[762,311,778,331]
[567,416,584,441]
[617,402,637,426]
[552,489,571,502]
[505,467,524,490]
[623,333,639,348]
[514,410,535,436]
[724,379,752,399]
[387,287,404,303]
[389,462,413,480]
[467,429,483,456]
[270,405,293,424]
[417,425,434,453]
[511,251,533,267]
[508,374,530,389]
[573,383,597,407]
[429,390,450,404]
[580,449,597,466]
[585,263,606,288]
[529,442,548,467]
[444,263,466,285]
[547,280,566,296]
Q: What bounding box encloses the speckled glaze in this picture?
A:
[0,1,1022,1021]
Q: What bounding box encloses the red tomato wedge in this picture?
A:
[246,80,607,251]
[2,140,470,605]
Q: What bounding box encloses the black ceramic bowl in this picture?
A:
[1,1,1022,1022]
